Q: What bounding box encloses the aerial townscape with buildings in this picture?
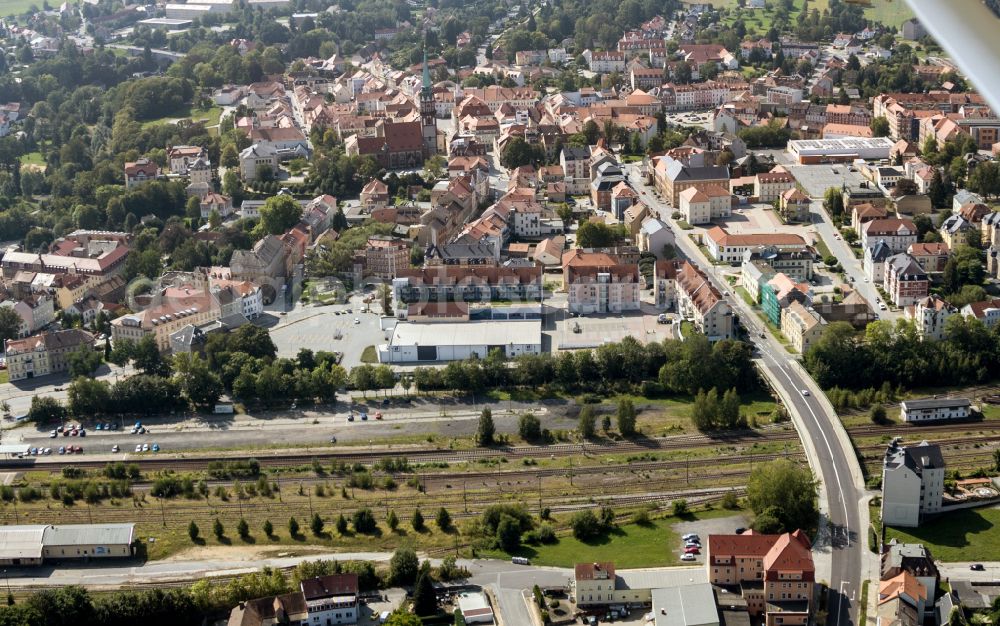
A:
[1,0,1000,625]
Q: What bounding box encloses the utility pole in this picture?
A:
[463,480,467,513]
[537,474,542,514]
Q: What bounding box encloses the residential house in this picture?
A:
[884,253,929,306]
[360,179,390,210]
[238,143,279,181]
[679,185,731,225]
[168,145,208,175]
[779,188,811,222]
[852,203,888,228]
[864,240,894,283]
[637,218,674,259]
[124,158,159,189]
[675,261,734,340]
[881,440,945,528]
[743,245,814,281]
[906,242,949,273]
[1,294,55,337]
[878,573,927,626]
[560,146,592,195]
[899,397,971,423]
[200,193,234,219]
[961,297,1000,329]
[533,236,564,267]
[754,170,796,203]
[940,215,972,248]
[904,295,955,341]
[4,329,96,382]
[881,542,939,599]
[861,218,918,254]
[760,273,809,326]
[781,300,825,354]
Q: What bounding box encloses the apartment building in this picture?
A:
[904,295,955,341]
[704,227,808,264]
[111,291,220,352]
[563,249,641,314]
[363,236,410,280]
[560,145,592,195]
[124,157,159,188]
[4,329,96,382]
[754,170,796,203]
[675,261,734,341]
[781,301,825,354]
[881,439,945,528]
[706,530,814,626]
[906,242,950,274]
[652,157,730,207]
[228,574,359,626]
[861,218,919,254]
[742,245,814,281]
[679,185,731,225]
[392,266,543,310]
[884,253,929,306]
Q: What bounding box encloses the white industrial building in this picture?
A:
[899,397,971,423]
[652,584,719,626]
[0,523,136,566]
[881,440,945,528]
[378,320,542,363]
[787,137,895,164]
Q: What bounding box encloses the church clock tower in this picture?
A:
[420,49,438,157]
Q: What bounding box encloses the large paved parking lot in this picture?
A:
[786,164,871,198]
[268,298,386,369]
[554,308,674,350]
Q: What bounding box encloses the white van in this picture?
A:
[379,610,391,624]
[512,556,530,565]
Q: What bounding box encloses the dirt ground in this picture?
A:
[162,544,340,562]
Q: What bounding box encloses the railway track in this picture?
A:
[8,428,803,474]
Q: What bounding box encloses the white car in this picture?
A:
[142,443,149,452]
[353,318,360,324]
[801,389,811,396]
[111,445,119,453]
[135,444,143,453]
[680,553,697,562]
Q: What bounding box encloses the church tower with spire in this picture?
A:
[420,49,438,157]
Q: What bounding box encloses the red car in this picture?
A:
[684,546,700,554]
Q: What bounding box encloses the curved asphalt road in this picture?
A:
[624,163,866,626]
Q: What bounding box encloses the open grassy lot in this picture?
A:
[0,0,42,17]
[141,104,223,129]
[705,0,913,32]
[483,508,744,568]
[885,507,1000,562]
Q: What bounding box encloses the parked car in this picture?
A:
[682,533,699,542]
[735,527,747,534]
[684,546,700,554]
[360,412,368,421]
[58,446,65,455]
[680,553,697,562]
[135,444,142,453]
[971,564,985,571]
[111,445,119,453]
[151,443,159,452]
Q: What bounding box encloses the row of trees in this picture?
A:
[805,317,1000,390]
[412,335,758,399]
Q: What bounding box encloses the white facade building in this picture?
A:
[899,397,971,423]
[881,440,945,528]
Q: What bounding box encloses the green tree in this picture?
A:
[0,307,23,343]
[411,508,425,531]
[133,335,168,376]
[389,546,420,585]
[578,405,596,439]
[259,194,302,235]
[213,518,224,540]
[412,563,438,616]
[67,346,102,378]
[672,499,689,516]
[263,519,274,537]
[870,117,890,138]
[569,509,601,540]
[436,507,451,531]
[288,517,300,537]
[387,510,399,531]
[336,514,348,534]
[67,377,111,416]
[383,610,423,626]
[518,412,542,441]
[496,514,523,551]
[476,407,495,446]
[28,396,66,423]
[172,352,223,407]
[616,398,637,436]
[237,518,250,540]
[870,404,887,424]
[746,459,818,533]
[188,520,200,542]
[221,144,239,168]
[822,187,844,218]
[310,513,325,536]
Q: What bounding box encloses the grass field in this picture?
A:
[141,104,223,129]
[706,0,914,32]
[885,507,1000,562]
[0,0,42,17]
[483,508,744,568]
[20,151,45,167]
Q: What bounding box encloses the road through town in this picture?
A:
[624,162,867,626]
